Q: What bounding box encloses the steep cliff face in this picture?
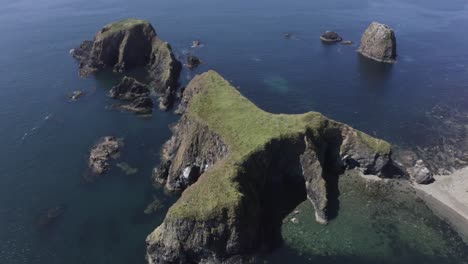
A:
[358,22,397,63]
[147,71,394,263]
[71,19,181,109]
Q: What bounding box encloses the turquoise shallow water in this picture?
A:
[1,0,468,263]
[266,173,468,264]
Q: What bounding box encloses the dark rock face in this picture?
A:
[358,22,397,63]
[109,76,149,100]
[186,55,201,69]
[146,72,396,264]
[320,31,343,43]
[88,136,120,176]
[109,76,154,114]
[71,19,181,110]
[153,114,229,191]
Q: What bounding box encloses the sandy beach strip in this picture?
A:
[413,167,468,243]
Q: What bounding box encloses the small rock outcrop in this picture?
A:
[68,90,84,100]
[109,76,149,100]
[191,40,202,48]
[71,19,181,110]
[358,22,397,63]
[109,76,153,114]
[186,55,201,69]
[146,71,395,264]
[89,136,121,176]
[320,31,343,43]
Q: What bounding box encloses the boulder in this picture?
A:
[408,160,433,184]
[71,19,181,110]
[320,31,343,43]
[358,22,397,63]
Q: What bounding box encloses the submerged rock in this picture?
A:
[88,136,121,176]
[283,32,294,39]
[320,31,343,43]
[358,22,397,63]
[37,205,65,228]
[71,19,181,110]
[341,40,354,46]
[117,162,138,175]
[146,70,396,263]
[144,197,163,215]
[186,55,201,69]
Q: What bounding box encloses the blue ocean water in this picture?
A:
[1,0,468,263]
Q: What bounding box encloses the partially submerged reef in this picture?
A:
[71,19,181,110]
[147,70,396,263]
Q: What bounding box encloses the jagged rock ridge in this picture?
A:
[147,71,395,263]
[71,19,182,110]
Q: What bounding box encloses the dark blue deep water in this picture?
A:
[1,0,468,263]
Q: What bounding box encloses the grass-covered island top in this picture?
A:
[147,70,393,263]
[170,70,391,220]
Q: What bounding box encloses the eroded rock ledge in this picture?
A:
[147,71,395,263]
[71,19,181,110]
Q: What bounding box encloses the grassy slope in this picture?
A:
[100,18,149,37]
[168,70,390,221]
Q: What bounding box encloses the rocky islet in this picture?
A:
[71,18,181,110]
[146,70,395,263]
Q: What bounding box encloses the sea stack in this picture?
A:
[146,70,395,263]
[358,22,397,63]
[71,19,181,109]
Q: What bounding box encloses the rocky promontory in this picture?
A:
[71,19,181,109]
[147,71,395,263]
[358,22,397,63]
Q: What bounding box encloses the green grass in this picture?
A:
[100,18,150,37]
[168,70,391,221]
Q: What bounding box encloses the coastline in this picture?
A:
[412,167,468,243]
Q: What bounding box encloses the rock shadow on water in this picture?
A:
[357,55,394,89]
